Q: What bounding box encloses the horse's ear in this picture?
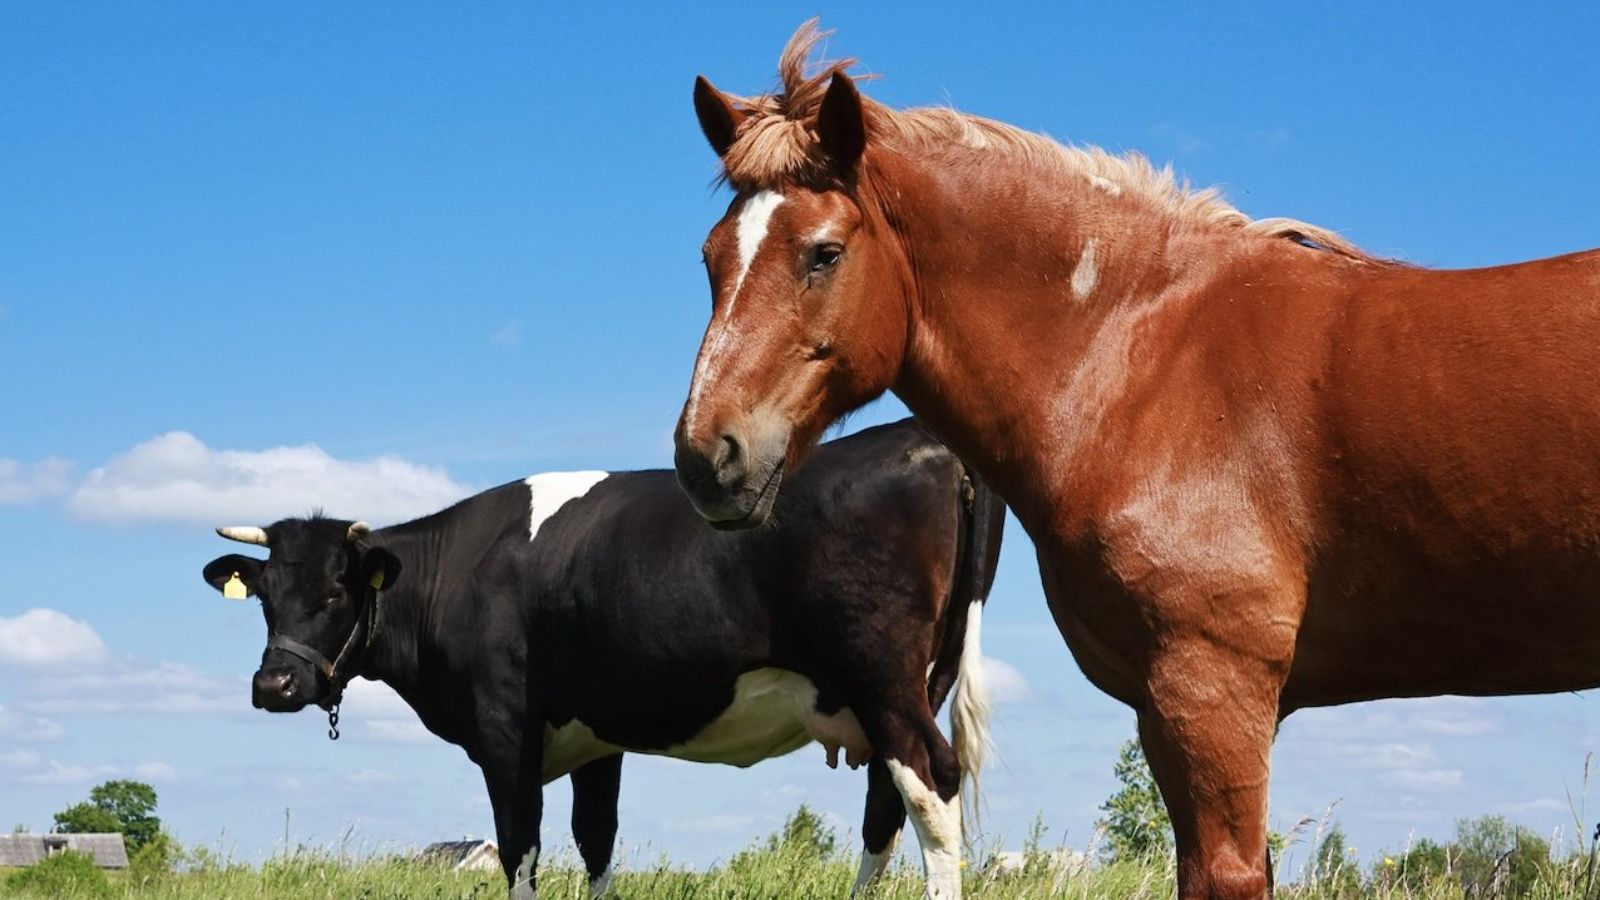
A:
[817,73,866,169]
[694,75,745,158]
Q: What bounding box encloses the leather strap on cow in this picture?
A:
[263,547,385,739]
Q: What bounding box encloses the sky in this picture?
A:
[3,0,1599,878]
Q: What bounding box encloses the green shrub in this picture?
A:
[4,850,112,898]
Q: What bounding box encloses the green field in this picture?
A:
[7,815,1600,900]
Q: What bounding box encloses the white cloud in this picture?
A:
[983,657,1031,705]
[21,660,245,715]
[1381,768,1464,791]
[1495,797,1568,815]
[342,679,430,743]
[12,758,175,786]
[70,431,474,525]
[0,749,43,770]
[0,706,64,741]
[0,609,109,668]
[0,457,74,505]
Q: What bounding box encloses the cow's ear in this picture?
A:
[361,547,402,592]
[203,555,264,596]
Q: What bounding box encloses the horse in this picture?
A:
[671,20,1600,900]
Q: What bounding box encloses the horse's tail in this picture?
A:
[928,461,1006,842]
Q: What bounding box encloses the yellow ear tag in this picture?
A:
[222,572,247,600]
[369,569,385,591]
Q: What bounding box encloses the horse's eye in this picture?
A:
[810,244,843,272]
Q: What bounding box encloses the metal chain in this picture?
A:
[327,703,341,741]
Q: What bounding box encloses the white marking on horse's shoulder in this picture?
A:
[524,471,609,542]
[1071,238,1099,301]
[732,190,786,297]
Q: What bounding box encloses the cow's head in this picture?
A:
[203,518,400,713]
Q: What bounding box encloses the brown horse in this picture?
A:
[672,20,1600,900]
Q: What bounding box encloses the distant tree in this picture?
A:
[1096,738,1172,862]
[1310,825,1362,895]
[53,779,161,853]
[1380,837,1450,892]
[764,803,838,860]
[12,823,26,833]
[1453,815,1550,897]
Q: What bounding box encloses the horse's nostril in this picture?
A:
[720,433,743,468]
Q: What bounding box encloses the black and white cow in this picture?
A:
[201,419,1004,900]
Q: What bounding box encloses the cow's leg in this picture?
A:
[569,754,622,897]
[1137,582,1298,900]
[482,734,544,900]
[861,705,963,900]
[852,757,905,895]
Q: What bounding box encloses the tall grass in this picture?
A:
[7,812,1600,899]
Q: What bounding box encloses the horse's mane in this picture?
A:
[720,21,1378,263]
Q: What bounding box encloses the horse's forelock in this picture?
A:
[717,19,875,190]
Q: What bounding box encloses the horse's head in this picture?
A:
[676,28,911,529]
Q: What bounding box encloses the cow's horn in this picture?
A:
[216,526,269,546]
[346,521,371,542]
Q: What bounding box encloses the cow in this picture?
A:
[201,419,1004,900]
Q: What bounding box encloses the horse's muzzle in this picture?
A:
[674,421,787,529]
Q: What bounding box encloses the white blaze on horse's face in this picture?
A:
[732,190,786,298]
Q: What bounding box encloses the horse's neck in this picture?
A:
[887,153,1228,525]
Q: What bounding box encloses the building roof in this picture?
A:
[0,833,129,869]
[418,839,499,871]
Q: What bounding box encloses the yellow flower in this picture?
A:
[1384,857,1396,868]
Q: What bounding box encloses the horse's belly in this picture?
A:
[1286,553,1600,708]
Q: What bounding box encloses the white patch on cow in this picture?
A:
[588,865,615,898]
[852,829,902,896]
[545,670,872,783]
[542,721,621,784]
[1070,238,1099,301]
[887,759,963,900]
[511,844,538,900]
[524,471,608,542]
[664,668,871,769]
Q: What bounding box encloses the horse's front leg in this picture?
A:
[1136,574,1302,900]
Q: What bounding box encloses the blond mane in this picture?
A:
[719,20,1375,262]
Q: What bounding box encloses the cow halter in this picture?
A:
[264,546,385,741]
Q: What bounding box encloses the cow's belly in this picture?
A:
[541,668,871,782]
[661,668,869,768]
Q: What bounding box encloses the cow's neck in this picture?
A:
[355,524,446,708]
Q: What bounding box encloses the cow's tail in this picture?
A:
[929,462,1005,843]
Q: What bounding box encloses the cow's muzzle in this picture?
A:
[252,667,312,713]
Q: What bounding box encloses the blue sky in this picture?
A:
[3,1,1599,875]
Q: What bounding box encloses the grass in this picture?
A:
[8,809,1600,899]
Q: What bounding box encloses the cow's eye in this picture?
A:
[809,244,843,272]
